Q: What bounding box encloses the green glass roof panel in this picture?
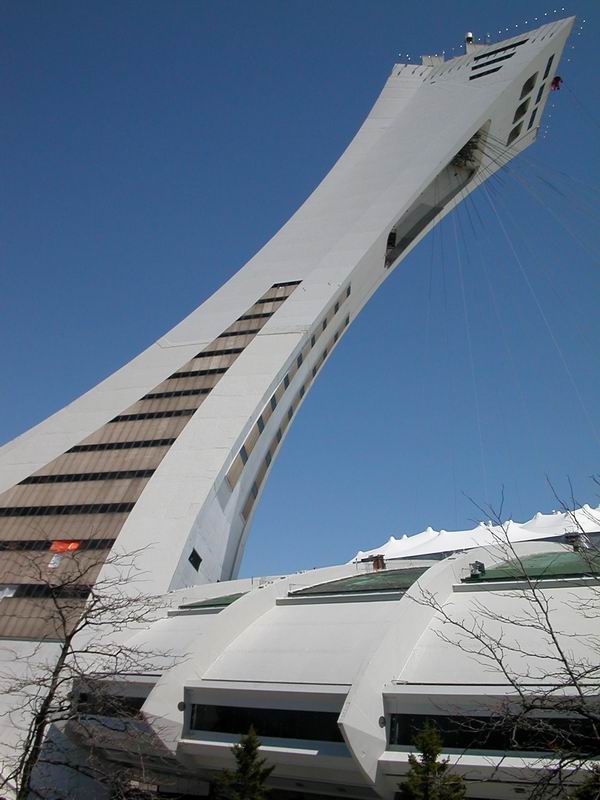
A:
[181,592,246,609]
[462,551,600,583]
[291,567,428,596]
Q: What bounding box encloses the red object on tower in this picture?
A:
[50,540,81,553]
[551,75,563,91]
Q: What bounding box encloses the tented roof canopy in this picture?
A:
[353,505,600,563]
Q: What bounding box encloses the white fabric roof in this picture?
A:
[353,505,600,562]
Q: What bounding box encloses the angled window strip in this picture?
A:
[225,285,351,493]
[469,66,503,81]
[0,280,302,639]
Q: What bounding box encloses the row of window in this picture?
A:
[189,704,344,743]
[217,328,261,338]
[507,54,555,146]
[472,37,528,63]
[237,312,272,321]
[167,367,227,380]
[254,296,284,306]
[76,691,145,718]
[0,502,136,517]
[0,583,91,599]
[469,38,529,82]
[165,282,300,390]
[110,409,195,422]
[193,347,244,359]
[63,282,299,468]
[0,538,114,551]
[160,281,302,578]
[226,285,352,494]
[19,469,155,485]
[143,388,211,400]
[239,313,351,523]
[68,438,176,452]
[471,52,515,71]
[389,712,596,754]
[469,65,502,81]
[0,281,304,635]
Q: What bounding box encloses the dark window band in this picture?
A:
[143,388,211,400]
[19,470,155,485]
[0,583,91,599]
[68,439,176,453]
[168,368,227,380]
[469,66,503,80]
[473,39,529,62]
[0,538,115,551]
[110,409,195,422]
[471,52,515,70]
[254,297,285,306]
[0,503,136,517]
[389,713,597,755]
[271,280,301,288]
[194,348,244,358]
[217,329,261,338]
[237,313,272,321]
[190,704,343,742]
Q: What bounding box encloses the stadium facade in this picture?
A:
[66,511,599,800]
[0,15,592,800]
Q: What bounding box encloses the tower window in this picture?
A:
[507,122,523,147]
[520,72,538,99]
[543,54,555,80]
[188,549,202,571]
[527,108,538,130]
[535,83,546,104]
[513,98,530,124]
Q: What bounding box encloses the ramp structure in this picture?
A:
[0,17,574,643]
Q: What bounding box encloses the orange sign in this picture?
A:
[50,540,81,553]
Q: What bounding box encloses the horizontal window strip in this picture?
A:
[237,312,272,321]
[0,583,91,600]
[19,470,155,485]
[0,503,136,517]
[143,388,211,400]
[253,297,285,306]
[110,409,195,422]
[469,66,503,81]
[0,538,115,551]
[190,703,343,742]
[168,368,227,380]
[194,348,244,358]
[68,439,176,453]
[271,280,301,288]
[217,329,261,338]
[472,38,529,61]
[471,52,515,70]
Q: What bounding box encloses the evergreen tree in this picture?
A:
[399,722,466,800]
[216,726,274,800]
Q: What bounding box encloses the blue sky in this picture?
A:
[2,1,600,578]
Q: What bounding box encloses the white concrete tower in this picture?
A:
[0,17,574,642]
